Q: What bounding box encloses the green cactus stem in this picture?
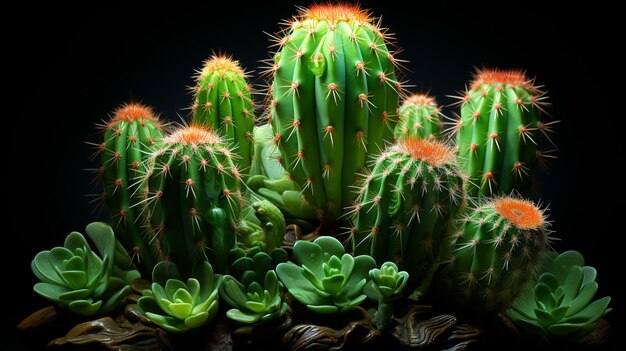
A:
[451,68,556,198]
[267,3,402,224]
[145,125,244,274]
[394,93,442,141]
[97,103,165,274]
[349,138,464,284]
[192,54,255,172]
[442,196,550,315]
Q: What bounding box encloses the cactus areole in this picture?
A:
[268,4,401,226]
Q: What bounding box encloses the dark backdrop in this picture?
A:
[7,1,623,348]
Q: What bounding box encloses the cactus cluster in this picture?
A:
[267,4,401,224]
[349,137,464,283]
[450,69,555,198]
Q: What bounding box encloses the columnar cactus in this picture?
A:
[267,3,401,223]
[145,125,244,274]
[451,69,555,198]
[349,138,464,282]
[192,54,255,171]
[394,93,442,141]
[442,196,550,314]
[98,103,165,273]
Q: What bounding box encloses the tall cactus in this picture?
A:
[395,93,442,141]
[98,103,165,274]
[144,125,244,274]
[192,54,255,172]
[349,138,464,283]
[267,3,401,224]
[441,196,550,314]
[451,68,555,198]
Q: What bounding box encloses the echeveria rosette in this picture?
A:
[31,222,140,316]
[506,250,611,340]
[138,261,221,333]
[276,236,376,314]
[364,262,409,330]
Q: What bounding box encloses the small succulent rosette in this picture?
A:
[276,236,376,314]
[138,261,221,333]
[506,250,611,340]
[364,261,409,329]
[220,247,289,325]
[31,222,140,316]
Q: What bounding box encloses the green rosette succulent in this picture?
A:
[31,222,140,316]
[506,250,611,340]
[364,262,409,330]
[276,236,376,314]
[220,249,289,325]
[138,261,221,333]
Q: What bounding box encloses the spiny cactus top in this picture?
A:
[98,103,165,274]
[192,54,255,172]
[395,93,442,141]
[451,69,555,198]
[350,137,464,284]
[145,125,244,274]
[442,196,550,314]
[267,3,402,223]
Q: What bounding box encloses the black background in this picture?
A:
[6,1,623,348]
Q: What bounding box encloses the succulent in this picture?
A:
[450,68,556,198]
[94,103,166,274]
[191,54,255,171]
[349,138,464,284]
[364,262,409,330]
[506,250,611,340]
[31,222,140,316]
[267,3,401,223]
[138,261,221,333]
[144,125,244,274]
[276,236,375,314]
[236,199,286,252]
[441,196,550,314]
[220,249,289,325]
[394,93,442,141]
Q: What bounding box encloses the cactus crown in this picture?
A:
[493,197,544,229]
[299,3,372,23]
[111,103,157,122]
[164,125,221,146]
[198,54,246,79]
[471,68,534,91]
[402,94,436,108]
[394,138,456,166]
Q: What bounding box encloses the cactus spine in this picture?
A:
[268,4,401,223]
[395,93,442,141]
[192,54,255,172]
[99,103,165,274]
[452,69,554,198]
[442,196,549,314]
[350,138,464,282]
[145,125,244,274]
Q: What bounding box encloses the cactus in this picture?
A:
[97,103,165,274]
[441,196,550,314]
[450,68,555,198]
[349,138,464,283]
[394,93,442,141]
[144,125,244,274]
[192,54,255,172]
[267,3,401,224]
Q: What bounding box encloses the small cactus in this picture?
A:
[349,137,464,284]
[192,54,255,172]
[267,3,402,224]
[97,103,165,274]
[450,68,556,198]
[395,93,442,141]
[441,196,550,315]
[145,125,244,274]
